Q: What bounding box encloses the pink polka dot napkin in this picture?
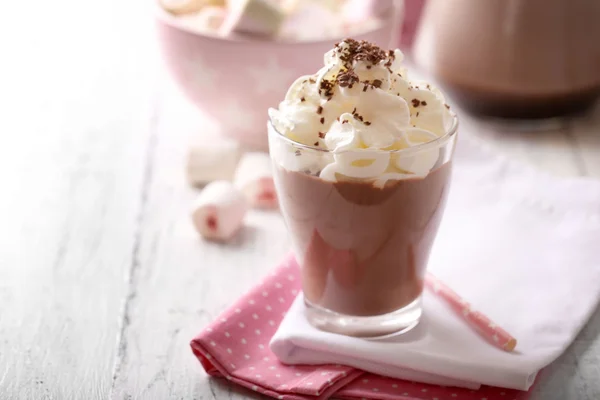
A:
[190,253,529,400]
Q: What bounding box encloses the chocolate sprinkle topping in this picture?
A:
[314,141,319,146]
[295,149,301,156]
[308,40,403,104]
[300,97,305,102]
[411,98,420,107]
[319,79,334,99]
[336,70,359,88]
[319,117,325,124]
[316,105,323,114]
[445,104,450,109]
[422,101,428,106]
[318,131,325,138]
[335,38,388,69]
[351,108,365,123]
[365,121,372,126]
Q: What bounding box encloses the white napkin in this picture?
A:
[270,129,600,391]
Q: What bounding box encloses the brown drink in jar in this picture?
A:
[414,0,600,119]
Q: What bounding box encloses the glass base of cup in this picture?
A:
[304,297,422,338]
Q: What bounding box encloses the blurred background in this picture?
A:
[152,0,600,152]
[1,0,598,169]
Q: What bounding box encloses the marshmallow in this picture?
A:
[186,139,242,187]
[279,2,344,41]
[160,0,224,15]
[341,0,392,23]
[191,181,249,241]
[277,0,300,13]
[220,0,285,37]
[176,6,228,33]
[234,152,278,209]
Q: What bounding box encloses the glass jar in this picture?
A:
[414,0,600,119]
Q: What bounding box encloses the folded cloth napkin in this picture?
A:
[270,133,600,391]
[191,254,529,400]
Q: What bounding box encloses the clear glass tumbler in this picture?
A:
[268,115,458,337]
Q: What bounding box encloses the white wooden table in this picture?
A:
[1,1,599,399]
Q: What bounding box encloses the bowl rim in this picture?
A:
[154,0,399,46]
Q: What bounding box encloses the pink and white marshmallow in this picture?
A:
[191,181,249,241]
[220,0,285,37]
[341,0,392,24]
[177,6,228,32]
[160,0,224,15]
[234,152,278,209]
[278,2,343,41]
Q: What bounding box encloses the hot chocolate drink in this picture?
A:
[274,163,451,317]
[268,39,458,336]
[415,0,600,119]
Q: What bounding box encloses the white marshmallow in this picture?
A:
[186,139,242,187]
[341,0,392,23]
[278,2,344,41]
[191,181,249,241]
[234,152,278,209]
[277,0,301,13]
[161,0,224,15]
[220,0,284,37]
[176,6,228,33]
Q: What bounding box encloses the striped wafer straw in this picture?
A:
[425,273,518,352]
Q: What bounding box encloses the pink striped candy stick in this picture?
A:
[425,272,518,352]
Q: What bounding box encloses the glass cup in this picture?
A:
[268,115,458,337]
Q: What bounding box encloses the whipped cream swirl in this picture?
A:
[269,39,455,183]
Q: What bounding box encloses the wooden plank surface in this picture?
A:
[0,0,157,398]
[530,308,600,400]
[459,116,583,177]
[109,83,288,400]
[566,103,600,178]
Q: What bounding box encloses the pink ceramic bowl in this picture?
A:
[156,5,400,150]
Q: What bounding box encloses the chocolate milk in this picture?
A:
[415,0,600,119]
[274,164,452,317]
